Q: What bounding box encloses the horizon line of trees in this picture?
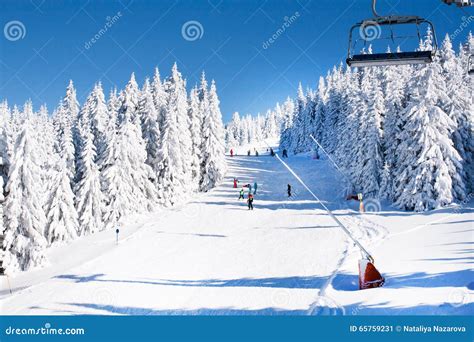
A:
[0,63,227,273]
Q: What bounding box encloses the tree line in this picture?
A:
[0,63,227,272]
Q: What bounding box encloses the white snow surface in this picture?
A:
[1,142,472,315]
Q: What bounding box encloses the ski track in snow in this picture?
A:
[0,144,472,315]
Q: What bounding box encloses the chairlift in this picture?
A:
[442,0,472,6]
[469,55,474,76]
[346,0,438,67]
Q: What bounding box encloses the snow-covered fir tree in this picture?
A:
[75,127,104,235]
[200,80,227,191]
[3,120,47,272]
[45,160,79,245]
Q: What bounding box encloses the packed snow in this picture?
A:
[1,143,472,315]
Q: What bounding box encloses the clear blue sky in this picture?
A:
[0,0,472,122]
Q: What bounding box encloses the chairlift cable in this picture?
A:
[262,139,374,262]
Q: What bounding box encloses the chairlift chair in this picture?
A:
[442,0,472,6]
[346,0,438,67]
[469,55,474,76]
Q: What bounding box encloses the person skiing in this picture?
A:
[233,178,238,188]
[238,188,245,200]
[253,181,258,195]
[282,149,288,158]
[270,148,275,157]
[247,193,254,210]
[247,150,251,156]
[255,150,259,157]
[248,183,252,194]
[230,149,234,157]
[287,183,292,197]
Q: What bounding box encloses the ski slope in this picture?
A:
[0,145,472,315]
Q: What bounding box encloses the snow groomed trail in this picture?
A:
[0,148,472,315]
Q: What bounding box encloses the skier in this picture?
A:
[247,193,254,210]
[233,178,238,188]
[282,149,288,158]
[287,183,292,197]
[238,188,245,200]
[253,181,258,195]
[270,148,275,157]
[255,150,259,157]
[230,149,234,157]
[247,150,251,156]
[248,183,252,194]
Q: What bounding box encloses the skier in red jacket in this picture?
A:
[233,178,238,188]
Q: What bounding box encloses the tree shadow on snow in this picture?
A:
[54,274,329,289]
[63,302,308,315]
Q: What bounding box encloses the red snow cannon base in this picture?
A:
[359,259,385,290]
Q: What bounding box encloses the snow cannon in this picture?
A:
[358,258,385,290]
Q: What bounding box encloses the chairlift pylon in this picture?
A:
[346,0,438,68]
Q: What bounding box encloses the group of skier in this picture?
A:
[233,177,292,210]
[229,146,293,210]
[234,178,257,210]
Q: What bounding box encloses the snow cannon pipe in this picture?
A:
[309,135,353,187]
[264,142,373,262]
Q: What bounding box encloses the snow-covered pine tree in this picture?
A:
[440,34,472,197]
[393,60,463,211]
[279,97,295,151]
[139,78,163,197]
[75,127,104,235]
[45,159,79,245]
[151,67,167,128]
[35,105,59,203]
[188,86,202,190]
[3,119,47,272]
[102,75,158,226]
[263,109,279,139]
[173,64,193,191]
[380,49,411,200]
[225,112,240,149]
[322,67,343,155]
[287,83,307,154]
[200,80,227,191]
[352,66,384,198]
[54,99,76,181]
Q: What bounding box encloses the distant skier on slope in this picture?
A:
[247,193,254,210]
[233,178,238,188]
[230,149,234,157]
[238,188,245,200]
[282,149,288,158]
[248,183,252,194]
[287,184,292,197]
[253,181,258,195]
[247,150,251,156]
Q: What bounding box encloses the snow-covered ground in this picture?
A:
[0,144,472,315]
